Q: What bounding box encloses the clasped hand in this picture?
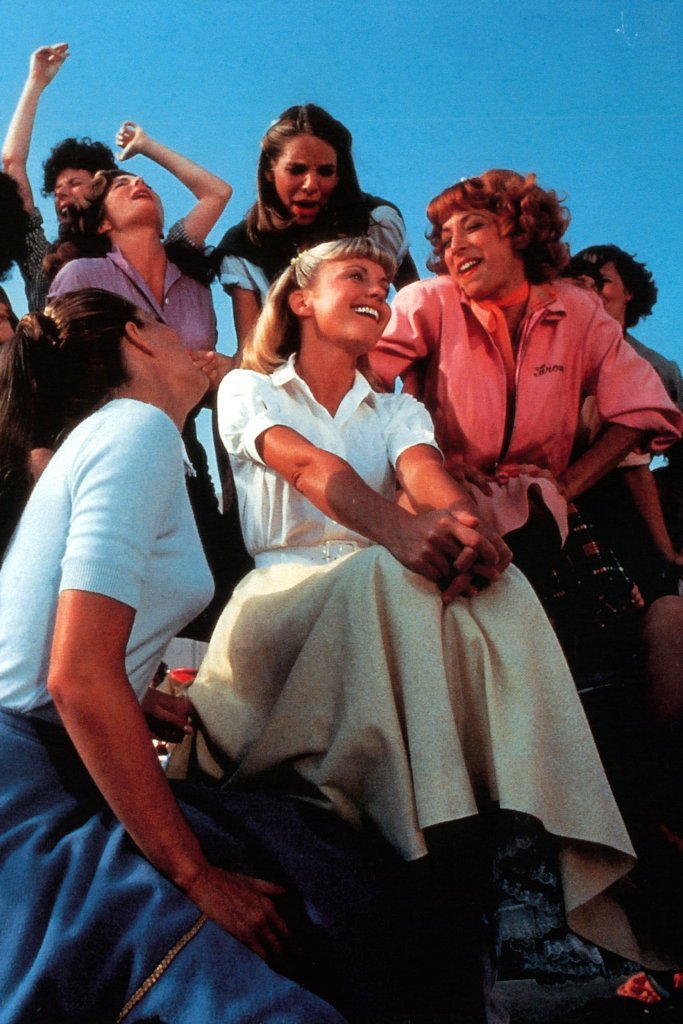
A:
[390,508,512,603]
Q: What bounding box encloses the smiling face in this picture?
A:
[99,174,165,236]
[266,134,339,226]
[597,260,632,328]
[439,209,527,302]
[292,257,391,356]
[54,167,96,222]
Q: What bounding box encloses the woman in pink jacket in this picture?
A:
[370,170,682,636]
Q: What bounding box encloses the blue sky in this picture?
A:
[2,0,681,476]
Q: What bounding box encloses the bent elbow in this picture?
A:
[2,152,22,177]
[215,181,233,205]
[46,671,68,707]
[46,670,86,712]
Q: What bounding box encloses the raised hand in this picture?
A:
[29,43,69,87]
[116,120,149,161]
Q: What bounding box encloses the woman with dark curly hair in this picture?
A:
[212,104,418,349]
[370,170,682,620]
[565,243,658,331]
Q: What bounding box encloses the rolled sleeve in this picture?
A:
[586,321,683,451]
[218,370,286,465]
[378,392,441,466]
[368,205,409,264]
[219,254,270,301]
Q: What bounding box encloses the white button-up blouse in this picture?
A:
[217,356,439,559]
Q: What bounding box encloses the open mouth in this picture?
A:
[458,258,482,276]
[352,306,380,321]
[291,200,320,216]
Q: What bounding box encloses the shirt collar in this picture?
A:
[105,245,182,316]
[272,353,378,413]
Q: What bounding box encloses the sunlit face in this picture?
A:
[0,304,13,344]
[439,209,527,302]
[294,257,391,355]
[54,168,95,222]
[100,174,165,235]
[267,134,339,226]
[598,261,632,328]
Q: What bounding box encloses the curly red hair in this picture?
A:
[426,170,570,284]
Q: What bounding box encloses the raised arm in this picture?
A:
[48,589,292,961]
[3,43,69,212]
[116,121,232,246]
[257,425,505,600]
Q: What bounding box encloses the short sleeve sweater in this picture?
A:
[0,399,213,716]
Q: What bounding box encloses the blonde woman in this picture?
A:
[191,238,654,971]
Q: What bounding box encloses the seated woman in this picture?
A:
[189,237,663,971]
[46,138,245,636]
[369,171,683,647]
[212,104,418,351]
[0,287,472,1024]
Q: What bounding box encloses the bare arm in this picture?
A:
[559,424,645,501]
[116,121,232,246]
[2,43,69,212]
[396,444,480,517]
[231,287,261,353]
[396,444,512,570]
[623,464,683,569]
[48,590,293,961]
[257,426,504,599]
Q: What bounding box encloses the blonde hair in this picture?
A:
[240,237,396,374]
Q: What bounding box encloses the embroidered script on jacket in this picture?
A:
[534,363,565,377]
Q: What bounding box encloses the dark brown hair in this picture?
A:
[246,105,369,242]
[0,289,142,552]
[564,244,657,328]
